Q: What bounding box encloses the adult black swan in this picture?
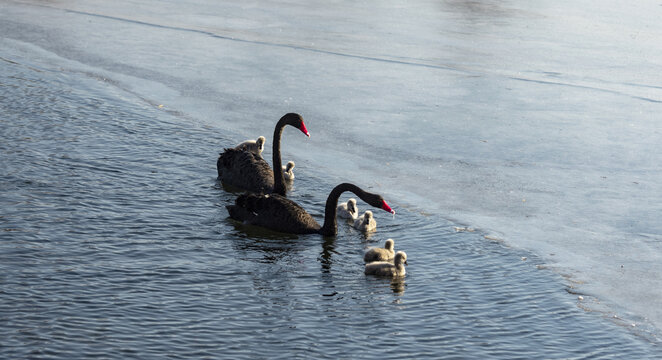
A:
[226,183,395,236]
[217,113,309,196]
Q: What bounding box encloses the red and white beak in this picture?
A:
[299,122,310,137]
[381,200,395,215]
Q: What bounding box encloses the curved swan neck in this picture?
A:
[272,113,306,196]
[271,116,289,196]
[320,183,367,236]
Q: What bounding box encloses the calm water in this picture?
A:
[1,37,660,359]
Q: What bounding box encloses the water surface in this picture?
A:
[2,0,662,358]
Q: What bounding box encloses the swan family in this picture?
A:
[217,113,408,277]
[217,113,309,196]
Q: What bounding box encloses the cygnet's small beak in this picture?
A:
[404,260,408,265]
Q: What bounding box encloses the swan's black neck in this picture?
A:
[272,114,298,196]
[320,183,383,236]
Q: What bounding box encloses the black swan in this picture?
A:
[365,251,407,277]
[217,113,309,196]
[226,183,395,236]
[364,239,395,262]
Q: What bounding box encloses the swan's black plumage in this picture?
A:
[217,113,309,196]
[217,148,273,193]
[226,183,395,236]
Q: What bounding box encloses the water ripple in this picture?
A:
[1,47,659,359]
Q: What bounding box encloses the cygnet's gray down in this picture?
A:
[234,136,266,158]
[337,198,358,220]
[282,161,295,181]
[364,239,395,263]
[353,210,376,232]
[365,251,407,277]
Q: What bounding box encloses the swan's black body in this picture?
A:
[217,148,274,193]
[217,113,308,196]
[226,183,394,236]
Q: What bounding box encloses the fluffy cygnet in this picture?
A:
[364,239,395,263]
[337,198,358,220]
[353,210,376,232]
[234,136,266,158]
[282,161,295,181]
[364,251,407,277]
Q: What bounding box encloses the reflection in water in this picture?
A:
[391,277,406,295]
[359,229,375,242]
[227,219,302,264]
[319,236,336,273]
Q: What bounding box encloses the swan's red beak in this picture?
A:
[299,122,310,137]
[381,200,395,215]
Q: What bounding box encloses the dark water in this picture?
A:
[1,45,660,358]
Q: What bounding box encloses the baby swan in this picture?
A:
[235,136,266,158]
[282,161,295,181]
[337,198,358,220]
[353,210,376,232]
[364,239,395,263]
[365,251,407,277]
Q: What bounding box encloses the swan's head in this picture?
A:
[256,136,266,151]
[283,113,310,138]
[347,198,357,213]
[395,251,407,266]
[285,161,295,171]
[364,210,373,220]
[384,239,394,250]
